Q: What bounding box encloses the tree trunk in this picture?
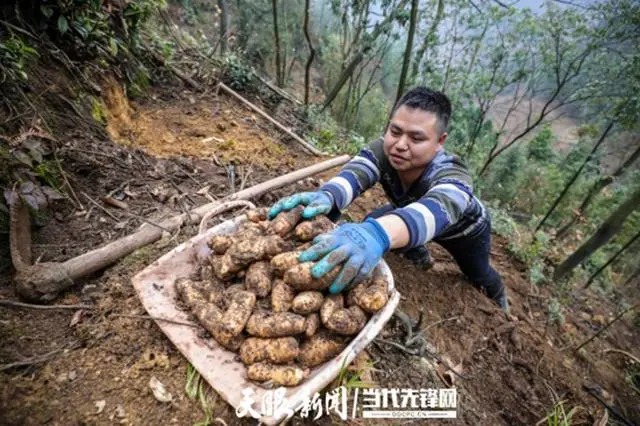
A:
[441,13,458,93]
[535,120,615,232]
[303,0,315,105]
[465,105,489,159]
[555,142,640,240]
[411,0,445,78]
[584,229,640,288]
[271,0,283,87]
[321,0,409,112]
[459,21,488,94]
[394,0,419,107]
[553,185,640,281]
[217,0,228,55]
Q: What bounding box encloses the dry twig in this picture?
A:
[0,300,95,310]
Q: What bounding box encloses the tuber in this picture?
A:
[320,294,344,326]
[271,279,296,312]
[246,207,268,223]
[284,262,340,291]
[246,311,306,337]
[298,331,347,367]
[239,337,299,365]
[291,291,324,315]
[325,305,367,336]
[353,275,389,313]
[304,313,320,338]
[245,261,273,298]
[294,215,334,241]
[268,205,304,237]
[247,362,308,387]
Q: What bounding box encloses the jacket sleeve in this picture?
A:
[319,140,383,211]
[389,175,474,248]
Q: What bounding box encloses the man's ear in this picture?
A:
[438,132,448,147]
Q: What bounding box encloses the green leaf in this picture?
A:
[13,150,33,167]
[20,181,35,194]
[73,21,89,40]
[4,190,16,207]
[28,147,43,164]
[41,186,65,201]
[108,38,118,56]
[21,194,39,210]
[40,6,54,18]
[58,16,69,34]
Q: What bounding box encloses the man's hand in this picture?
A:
[298,219,390,294]
[268,191,334,220]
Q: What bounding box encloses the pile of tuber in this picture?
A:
[176,207,390,387]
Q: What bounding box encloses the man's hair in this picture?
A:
[392,87,452,134]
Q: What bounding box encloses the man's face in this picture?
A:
[383,105,447,172]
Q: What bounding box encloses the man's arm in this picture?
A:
[299,176,474,293]
[268,141,383,219]
[320,144,382,211]
[380,178,473,249]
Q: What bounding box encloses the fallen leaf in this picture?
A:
[149,376,172,403]
[437,361,463,387]
[69,310,83,327]
[68,370,77,381]
[95,400,106,414]
[594,408,608,426]
[196,185,211,195]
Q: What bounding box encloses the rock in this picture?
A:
[149,376,173,403]
[68,370,77,381]
[592,314,606,326]
[115,404,125,418]
[561,323,578,335]
[579,312,592,321]
[95,400,106,414]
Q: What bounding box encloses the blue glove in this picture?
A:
[298,218,390,294]
[268,191,334,220]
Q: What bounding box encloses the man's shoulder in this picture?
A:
[435,150,470,171]
[423,150,474,190]
[356,137,389,168]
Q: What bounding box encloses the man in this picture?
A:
[269,87,509,312]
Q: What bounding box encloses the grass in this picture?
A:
[336,356,376,392]
[536,400,581,426]
[185,363,216,426]
[626,364,640,396]
[547,297,565,326]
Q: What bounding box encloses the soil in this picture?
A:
[1,83,638,426]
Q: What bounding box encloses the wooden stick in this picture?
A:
[81,192,119,222]
[110,314,199,328]
[54,150,84,211]
[198,200,255,235]
[102,196,129,210]
[149,50,201,90]
[602,348,640,364]
[0,349,64,372]
[217,82,325,156]
[574,303,638,351]
[0,300,95,310]
[583,384,635,426]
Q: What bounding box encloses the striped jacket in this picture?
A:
[320,138,488,249]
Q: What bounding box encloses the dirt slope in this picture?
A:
[1,86,638,426]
